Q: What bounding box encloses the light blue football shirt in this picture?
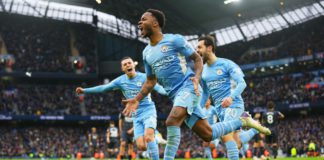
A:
[201,58,246,109]
[142,34,195,98]
[83,72,167,117]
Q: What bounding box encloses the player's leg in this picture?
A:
[107,142,114,158]
[252,141,260,159]
[239,128,259,146]
[191,106,260,142]
[134,118,146,151]
[113,140,119,158]
[164,106,187,160]
[119,139,126,159]
[259,138,265,159]
[222,107,244,160]
[271,132,279,159]
[127,143,134,160]
[203,141,213,160]
[143,116,159,160]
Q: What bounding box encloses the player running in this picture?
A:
[76,57,166,160]
[122,9,271,160]
[197,35,263,160]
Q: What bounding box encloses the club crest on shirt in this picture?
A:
[136,82,142,87]
[161,45,169,53]
[216,69,223,75]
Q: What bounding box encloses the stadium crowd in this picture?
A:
[0,15,96,73]
[243,72,324,109]
[0,115,323,158]
[1,70,322,116]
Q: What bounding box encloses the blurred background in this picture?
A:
[0,0,323,159]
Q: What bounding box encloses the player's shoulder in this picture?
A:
[116,74,127,82]
[219,58,237,65]
[136,72,147,78]
[164,33,185,42]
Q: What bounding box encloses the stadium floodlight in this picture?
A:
[96,0,101,4]
[224,0,240,5]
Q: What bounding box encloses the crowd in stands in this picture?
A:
[1,70,323,115]
[0,15,96,73]
[278,115,324,157]
[0,115,322,158]
[243,71,324,108]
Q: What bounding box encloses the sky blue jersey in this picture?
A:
[201,58,247,108]
[142,34,196,98]
[83,72,167,116]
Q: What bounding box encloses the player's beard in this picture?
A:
[143,27,153,38]
[202,52,209,63]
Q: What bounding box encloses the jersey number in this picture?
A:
[267,115,273,124]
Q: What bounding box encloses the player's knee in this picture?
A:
[144,135,155,143]
[137,143,147,151]
[120,141,126,147]
[165,118,177,126]
[199,129,212,142]
[202,134,212,142]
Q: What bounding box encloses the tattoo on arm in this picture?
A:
[189,52,203,79]
[138,75,157,99]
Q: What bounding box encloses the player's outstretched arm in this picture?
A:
[76,80,118,94]
[189,52,203,96]
[122,75,157,116]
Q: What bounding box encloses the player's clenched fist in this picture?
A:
[75,87,84,94]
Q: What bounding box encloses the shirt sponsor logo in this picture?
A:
[152,55,176,72]
[206,79,226,89]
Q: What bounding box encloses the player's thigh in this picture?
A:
[223,107,244,122]
[133,117,145,141]
[165,106,187,126]
[168,87,202,126]
[221,107,244,141]
[143,115,157,140]
[192,118,212,142]
[233,130,242,148]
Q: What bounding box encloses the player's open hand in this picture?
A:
[190,77,200,96]
[75,87,84,94]
[122,98,139,117]
[221,97,233,108]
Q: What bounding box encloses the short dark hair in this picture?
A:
[120,56,132,63]
[198,35,216,52]
[146,9,166,29]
